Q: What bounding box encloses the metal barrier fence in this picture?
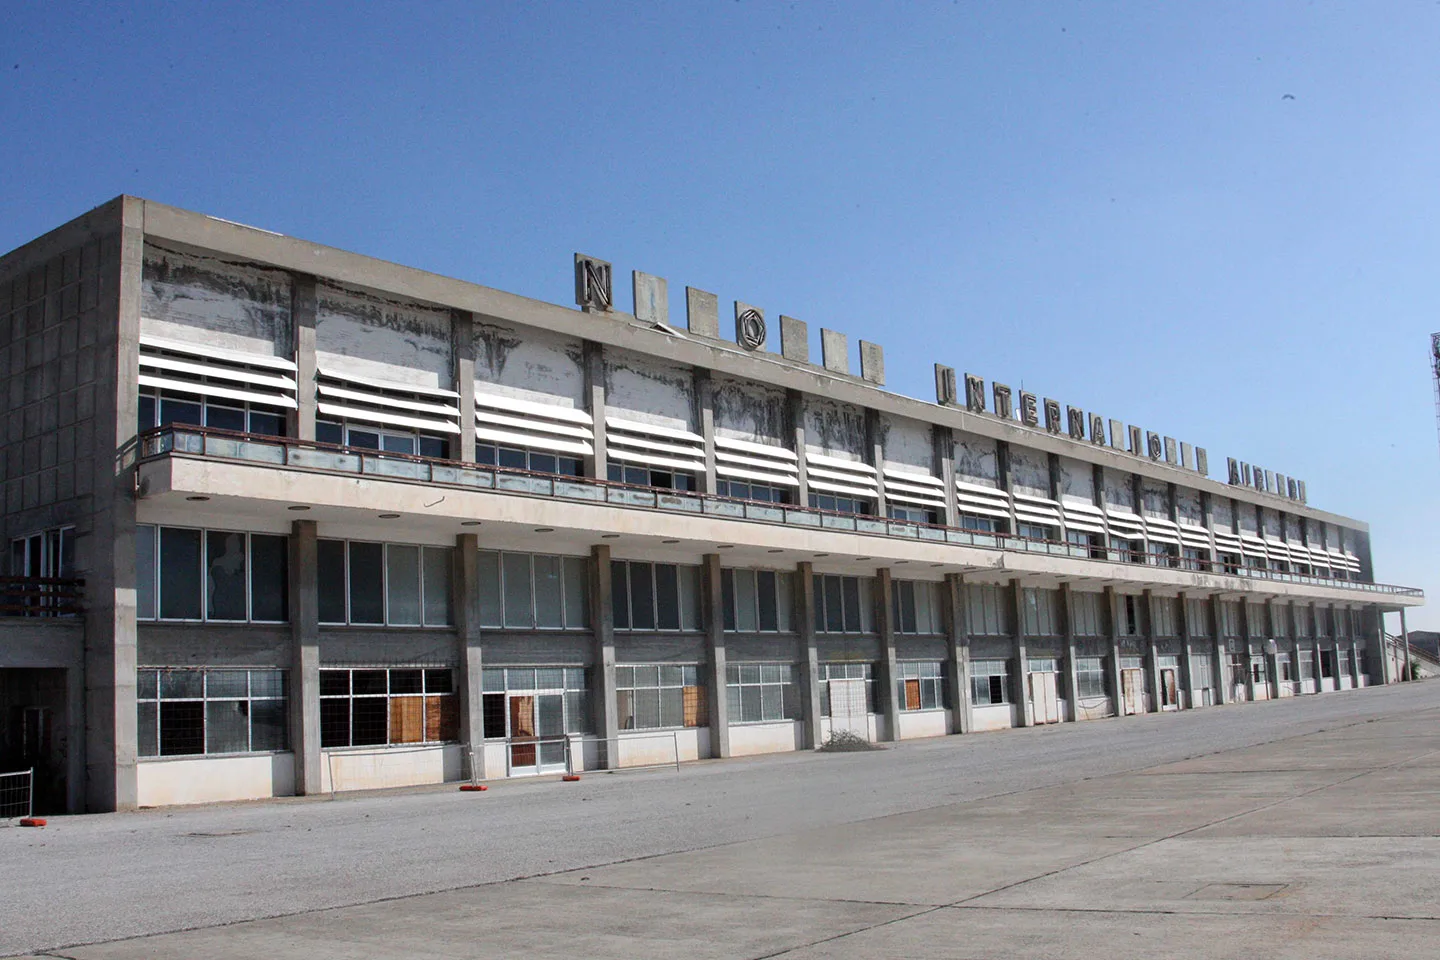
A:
[464,731,686,785]
[0,769,33,820]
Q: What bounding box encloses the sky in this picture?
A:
[2,1,1437,628]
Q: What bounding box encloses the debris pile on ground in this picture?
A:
[817,730,884,752]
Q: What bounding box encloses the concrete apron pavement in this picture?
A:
[15,708,1440,959]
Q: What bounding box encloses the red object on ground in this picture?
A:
[458,784,488,792]
[19,817,46,827]
[562,775,582,782]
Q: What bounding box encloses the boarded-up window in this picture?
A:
[390,697,424,744]
[682,685,705,727]
[904,679,922,711]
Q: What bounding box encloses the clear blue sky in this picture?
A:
[3,2,1437,628]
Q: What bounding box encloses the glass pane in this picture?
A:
[315,420,344,445]
[249,534,288,622]
[424,669,453,694]
[137,701,157,757]
[137,669,158,700]
[205,405,246,432]
[386,545,421,626]
[422,547,452,626]
[382,434,415,455]
[137,393,156,434]
[206,670,248,699]
[353,670,388,695]
[320,670,349,697]
[482,668,506,693]
[159,527,203,620]
[348,542,385,624]
[655,564,680,630]
[610,560,630,629]
[661,664,684,686]
[320,699,351,747]
[629,563,655,630]
[317,539,347,623]
[721,569,736,632]
[205,531,249,620]
[161,669,204,699]
[841,577,861,633]
[534,555,563,628]
[502,553,534,628]
[680,566,701,631]
[250,670,286,699]
[135,525,156,620]
[206,700,251,753]
[250,698,287,751]
[351,698,388,745]
[735,570,758,632]
[248,410,284,437]
[159,701,205,755]
[562,556,588,628]
[160,397,202,427]
[390,669,423,694]
[757,571,777,632]
[824,577,844,633]
[477,551,502,627]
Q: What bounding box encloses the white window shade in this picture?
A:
[1179,523,1212,550]
[1144,517,1182,546]
[139,334,298,410]
[317,367,460,434]
[956,480,1012,519]
[1104,508,1146,539]
[1012,492,1062,527]
[1061,501,1106,534]
[715,437,800,486]
[475,390,594,456]
[606,417,706,472]
[806,453,880,498]
[883,468,946,509]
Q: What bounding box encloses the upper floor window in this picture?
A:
[1017,522,1054,542]
[716,478,790,504]
[608,463,695,491]
[812,575,876,634]
[478,442,582,477]
[887,504,937,524]
[809,493,871,515]
[1110,536,1143,564]
[316,419,448,460]
[612,561,702,631]
[961,514,1001,533]
[317,540,452,627]
[140,387,284,438]
[1067,530,1105,559]
[721,569,795,633]
[1147,542,1179,568]
[10,526,74,579]
[477,551,588,630]
[137,526,288,623]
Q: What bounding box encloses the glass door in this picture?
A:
[537,694,566,773]
[508,696,537,774]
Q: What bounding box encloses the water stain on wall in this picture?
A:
[955,434,999,487]
[803,396,866,460]
[472,319,586,409]
[141,241,292,356]
[315,281,452,389]
[712,375,787,446]
[604,348,696,430]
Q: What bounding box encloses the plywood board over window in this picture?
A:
[390,697,424,744]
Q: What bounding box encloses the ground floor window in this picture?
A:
[1298,651,1315,680]
[970,659,1010,705]
[320,668,458,748]
[616,664,707,729]
[1250,657,1267,685]
[1277,654,1294,682]
[137,668,287,757]
[1075,657,1107,699]
[896,661,944,711]
[725,663,800,723]
[819,662,877,716]
[480,667,590,739]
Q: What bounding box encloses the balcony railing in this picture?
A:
[0,577,84,617]
[136,425,1424,600]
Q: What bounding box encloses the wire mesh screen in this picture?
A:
[0,769,33,819]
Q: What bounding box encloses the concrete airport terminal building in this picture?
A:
[0,197,1423,813]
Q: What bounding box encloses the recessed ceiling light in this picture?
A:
[717,544,734,549]
[378,513,400,519]
[931,563,944,568]
[894,560,908,564]
[461,521,482,526]
[186,496,210,502]
[662,539,680,545]
[602,534,620,539]
[767,549,784,553]
[856,557,872,561]
[287,505,310,511]
[813,553,829,558]
[535,527,554,533]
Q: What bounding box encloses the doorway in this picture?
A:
[506,692,567,776]
[1028,670,1060,724]
[829,678,869,740]
[1120,668,1145,716]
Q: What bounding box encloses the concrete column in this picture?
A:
[583,341,608,481]
[1178,592,1196,709]
[944,573,973,735]
[290,275,317,442]
[788,389,810,506]
[1240,601,1258,701]
[1210,595,1229,705]
[795,561,822,748]
[588,544,619,768]
[1105,587,1124,716]
[867,408,888,517]
[936,426,959,528]
[452,310,476,464]
[1144,590,1161,712]
[86,205,143,812]
[996,441,1016,534]
[453,533,484,778]
[1264,600,1281,698]
[288,519,321,794]
[1061,583,1079,723]
[696,370,718,495]
[1289,603,1303,696]
[1012,579,1033,727]
[875,568,901,741]
[702,554,729,757]
[1400,606,1412,682]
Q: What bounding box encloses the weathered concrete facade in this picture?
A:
[0,197,1422,813]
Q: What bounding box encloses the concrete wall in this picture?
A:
[1102,468,1134,510]
[1009,447,1049,499]
[315,280,453,389]
[728,721,804,757]
[320,743,462,792]
[617,727,709,766]
[604,347,696,431]
[954,432,1000,488]
[896,709,948,740]
[137,753,295,806]
[880,413,934,475]
[803,396,867,462]
[472,317,586,409]
[971,703,1017,732]
[141,240,293,358]
[1058,456,1094,505]
[712,374,788,447]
